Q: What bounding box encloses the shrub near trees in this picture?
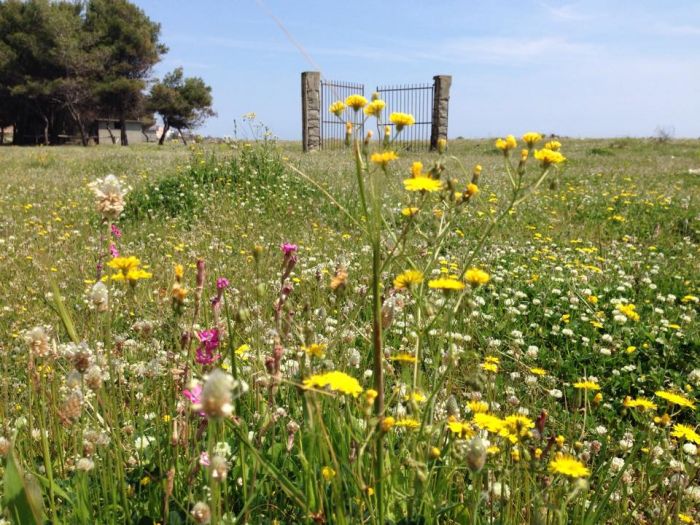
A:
[0,0,214,146]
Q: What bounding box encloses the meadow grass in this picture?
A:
[0,133,699,524]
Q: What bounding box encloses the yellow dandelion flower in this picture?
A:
[389,112,415,130]
[466,183,479,197]
[303,371,363,397]
[623,396,657,411]
[447,420,474,438]
[495,135,517,151]
[671,424,700,445]
[472,413,505,434]
[403,176,443,193]
[381,416,396,432]
[545,140,561,151]
[401,207,419,217]
[394,269,424,290]
[467,400,489,413]
[370,151,398,168]
[617,303,640,321]
[405,391,426,403]
[464,268,490,286]
[522,132,542,147]
[681,295,698,304]
[395,418,420,429]
[329,101,346,117]
[573,380,601,391]
[174,264,184,279]
[345,94,368,111]
[534,148,566,166]
[548,454,590,478]
[678,513,694,524]
[321,466,336,481]
[303,343,327,359]
[530,367,547,376]
[428,277,465,291]
[363,99,385,117]
[389,353,418,363]
[481,362,498,373]
[655,390,696,410]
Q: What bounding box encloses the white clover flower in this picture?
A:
[89,282,109,312]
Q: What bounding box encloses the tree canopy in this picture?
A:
[0,0,213,146]
[148,67,215,145]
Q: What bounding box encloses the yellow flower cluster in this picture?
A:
[329,101,345,117]
[107,256,152,283]
[428,277,465,291]
[303,371,363,397]
[464,268,490,286]
[345,94,368,111]
[522,132,542,147]
[495,135,517,151]
[548,454,590,478]
[671,424,700,444]
[393,269,424,289]
[370,151,398,168]
[389,112,415,130]
[534,148,566,166]
[363,99,386,117]
[655,390,696,410]
[617,303,640,321]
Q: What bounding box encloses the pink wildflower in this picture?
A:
[109,243,119,258]
[111,224,122,238]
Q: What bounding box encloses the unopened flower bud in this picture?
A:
[466,436,487,472]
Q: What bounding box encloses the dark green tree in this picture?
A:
[84,0,166,145]
[148,67,215,145]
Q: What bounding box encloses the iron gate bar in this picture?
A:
[320,78,365,150]
[376,82,434,151]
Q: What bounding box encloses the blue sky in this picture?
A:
[137,0,700,139]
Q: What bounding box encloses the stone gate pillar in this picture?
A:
[302,71,321,152]
[430,75,452,151]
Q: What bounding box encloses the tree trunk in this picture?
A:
[158,122,169,146]
[177,128,187,146]
[0,127,4,145]
[120,114,128,146]
[67,104,88,146]
[42,115,49,146]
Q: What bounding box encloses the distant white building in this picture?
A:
[94,119,158,145]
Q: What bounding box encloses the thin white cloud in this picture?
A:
[424,36,598,65]
[539,2,592,21]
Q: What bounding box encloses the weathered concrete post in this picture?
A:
[430,75,452,151]
[302,71,321,152]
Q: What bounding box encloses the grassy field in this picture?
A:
[0,134,699,524]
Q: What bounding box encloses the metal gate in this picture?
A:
[320,79,365,149]
[376,83,434,150]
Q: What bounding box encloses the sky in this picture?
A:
[136,0,700,139]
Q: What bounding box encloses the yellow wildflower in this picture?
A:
[617,303,640,321]
[574,380,601,391]
[623,397,657,411]
[534,148,566,166]
[466,183,479,197]
[548,454,590,478]
[345,94,367,111]
[329,101,345,117]
[395,418,420,429]
[464,268,490,286]
[370,151,398,168]
[321,466,336,481]
[401,207,419,217]
[495,135,517,151]
[389,353,417,363]
[303,371,363,397]
[404,176,443,192]
[670,424,700,445]
[389,112,415,130]
[363,99,385,117]
[428,278,465,291]
[303,343,327,359]
[545,140,561,151]
[394,269,424,290]
[522,132,542,147]
[655,390,696,410]
[447,420,474,438]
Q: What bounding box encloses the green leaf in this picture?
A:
[48,276,79,344]
[3,447,46,525]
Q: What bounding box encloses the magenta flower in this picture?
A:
[196,328,221,365]
[216,277,230,290]
[111,224,122,238]
[109,243,120,258]
[183,383,202,405]
[197,329,220,352]
[280,242,298,255]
